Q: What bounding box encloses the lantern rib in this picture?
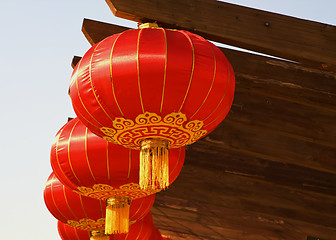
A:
[178,31,195,113]
[160,28,168,114]
[52,128,73,188]
[89,40,115,121]
[78,195,89,219]
[131,196,145,220]
[190,41,217,120]
[75,59,104,127]
[63,185,80,219]
[50,176,68,221]
[67,121,82,185]
[106,141,110,181]
[137,29,145,113]
[169,147,182,178]
[74,228,80,240]
[99,199,104,219]
[203,95,234,128]
[84,128,96,182]
[127,149,132,180]
[201,56,231,122]
[139,198,153,221]
[110,33,125,117]
[135,216,145,240]
[72,104,100,129]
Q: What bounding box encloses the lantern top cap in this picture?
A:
[138,22,159,29]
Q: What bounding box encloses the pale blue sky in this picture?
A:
[0,1,334,239]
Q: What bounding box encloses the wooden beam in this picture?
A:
[188,140,336,196]
[71,56,81,68]
[106,0,336,72]
[82,18,129,45]
[151,163,336,239]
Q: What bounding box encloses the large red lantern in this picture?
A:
[44,173,155,237]
[57,212,154,240]
[69,23,235,191]
[51,118,184,234]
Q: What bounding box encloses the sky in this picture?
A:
[0,1,335,239]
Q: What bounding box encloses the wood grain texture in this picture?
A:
[107,0,336,72]
[151,163,336,240]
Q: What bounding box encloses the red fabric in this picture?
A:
[57,213,153,240]
[69,28,235,146]
[148,226,163,240]
[44,173,155,231]
[51,118,185,198]
[57,221,90,239]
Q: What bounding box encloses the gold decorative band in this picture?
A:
[100,112,207,149]
[67,218,105,231]
[74,183,155,200]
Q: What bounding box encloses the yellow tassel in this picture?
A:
[105,197,130,235]
[90,230,110,240]
[140,138,169,191]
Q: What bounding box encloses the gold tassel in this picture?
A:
[140,138,169,191]
[90,230,110,240]
[105,197,130,235]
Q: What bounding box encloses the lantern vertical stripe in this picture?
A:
[190,41,217,119]
[78,195,89,219]
[67,120,82,185]
[73,103,100,129]
[89,40,115,122]
[169,147,183,178]
[177,31,195,113]
[52,129,78,191]
[160,30,194,115]
[106,141,110,181]
[204,95,235,130]
[63,185,79,219]
[138,28,166,114]
[112,30,143,119]
[49,178,68,222]
[85,128,96,182]
[179,32,216,118]
[45,180,66,222]
[127,149,132,180]
[74,52,104,127]
[137,29,145,113]
[109,34,125,117]
[160,28,168,114]
[201,57,231,123]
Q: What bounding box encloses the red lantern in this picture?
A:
[69,23,235,191]
[58,221,90,239]
[57,212,153,240]
[51,118,184,234]
[44,173,155,237]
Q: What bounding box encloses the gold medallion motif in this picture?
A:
[74,183,154,200]
[67,218,105,231]
[100,112,207,149]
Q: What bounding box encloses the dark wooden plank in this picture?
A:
[151,164,336,239]
[106,0,336,72]
[82,18,129,45]
[71,56,81,68]
[188,140,336,196]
